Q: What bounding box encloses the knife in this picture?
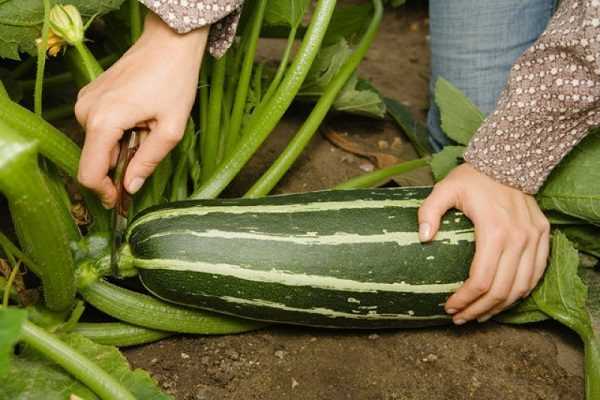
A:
[110,128,141,278]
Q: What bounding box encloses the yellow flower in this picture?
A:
[36,30,66,57]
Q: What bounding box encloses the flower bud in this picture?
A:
[49,4,84,45]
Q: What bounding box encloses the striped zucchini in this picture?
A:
[126,187,475,329]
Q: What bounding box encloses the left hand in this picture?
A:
[418,163,550,324]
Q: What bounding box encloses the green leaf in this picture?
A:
[384,97,433,157]
[322,3,372,46]
[332,74,386,118]
[434,77,485,145]
[430,145,465,181]
[544,210,589,225]
[537,131,600,224]
[495,300,549,324]
[562,225,600,258]
[0,332,170,399]
[264,0,309,28]
[298,39,353,97]
[0,308,27,376]
[534,232,593,339]
[580,268,600,334]
[0,0,126,60]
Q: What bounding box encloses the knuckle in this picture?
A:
[512,231,529,248]
[85,113,106,133]
[489,290,508,303]
[470,280,491,296]
[162,128,184,143]
[538,218,551,234]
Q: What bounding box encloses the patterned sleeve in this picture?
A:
[139,0,244,57]
[464,0,600,194]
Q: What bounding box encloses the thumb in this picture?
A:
[418,184,457,242]
[124,120,184,194]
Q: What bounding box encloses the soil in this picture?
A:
[125,3,586,400]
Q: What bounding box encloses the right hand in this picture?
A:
[75,12,208,208]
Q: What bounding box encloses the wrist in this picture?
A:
[140,12,208,60]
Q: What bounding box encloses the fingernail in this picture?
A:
[102,202,112,209]
[128,177,145,194]
[446,308,457,315]
[419,223,431,241]
[478,315,492,323]
[454,319,467,325]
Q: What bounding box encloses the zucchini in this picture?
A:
[126,187,475,329]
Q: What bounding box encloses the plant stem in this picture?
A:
[224,0,267,156]
[34,0,51,115]
[253,26,297,118]
[43,103,74,121]
[72,322,172,347]
[334,157,431,190]
[584,337,600,400]
[199,57,210,140]
[129,0,143,43]
[0,123,76,311]
[2,261,20,307]
[20,53,118,93]
[0,97,80,177]
[21,320,136,400]
[245,0,384,197]
[78,277,265,334]
[66,42,104,88]
[190,0,338,199]
[0,232,41,277]
[202,55,227,181]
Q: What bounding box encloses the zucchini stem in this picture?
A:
[245,0,384,197]
[34,0,51,115]
[190,0,339,199]
[21,320,136,400]
[224,0,267,156]
[129,0,143,43]
[72,322,172,347]
[202,55,227,181]
[335,157,431,190]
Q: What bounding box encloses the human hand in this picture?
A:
[418,163,550,324]
[75,12,208,208]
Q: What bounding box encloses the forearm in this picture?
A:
[464,0,600,194]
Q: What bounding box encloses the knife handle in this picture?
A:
[114,129,140,217]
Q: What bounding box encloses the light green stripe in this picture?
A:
[129,199,423,232]
[133,258,462,294]
[218,296,450,321]
[138,228,474,246]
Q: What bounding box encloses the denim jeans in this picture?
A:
[427,0,557,151]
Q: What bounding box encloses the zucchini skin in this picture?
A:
[129,187,475,329]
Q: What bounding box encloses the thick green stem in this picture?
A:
[34,0,51,115]
[190,0,338,199]
[0,97,80,177]
[129,0,143,43]
[21,320,136,400]
[66,42,104,88]
[0,124,76,311]
[335,157,431,190]
[585,338,600,400]
[251,26,297,122]
[199,58,210,142]
[72,322,172,347]
[76,262,265,334]
[223,0,267,155]
[245,0,384,197]
[202,55,227,181]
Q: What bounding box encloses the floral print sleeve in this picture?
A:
[464,0,600,194]
[139,0,244,57]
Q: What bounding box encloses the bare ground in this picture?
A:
[124,3,586,400]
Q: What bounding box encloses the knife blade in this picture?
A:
[110,128,140,278]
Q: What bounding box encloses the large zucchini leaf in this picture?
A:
[0,0,126,60]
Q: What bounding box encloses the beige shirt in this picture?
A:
[143,0,600,194]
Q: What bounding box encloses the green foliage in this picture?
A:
[0,308,26,376]
[537,131,600,224]
[430,146,465,181]
[434,77,485,145]
[264,0,310,28]
[0,332,171,399]
[562,225,600,258]
[0,0,126,59]
[297,39,385,118]
[322,3,373,45]
[384,97,432,157]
